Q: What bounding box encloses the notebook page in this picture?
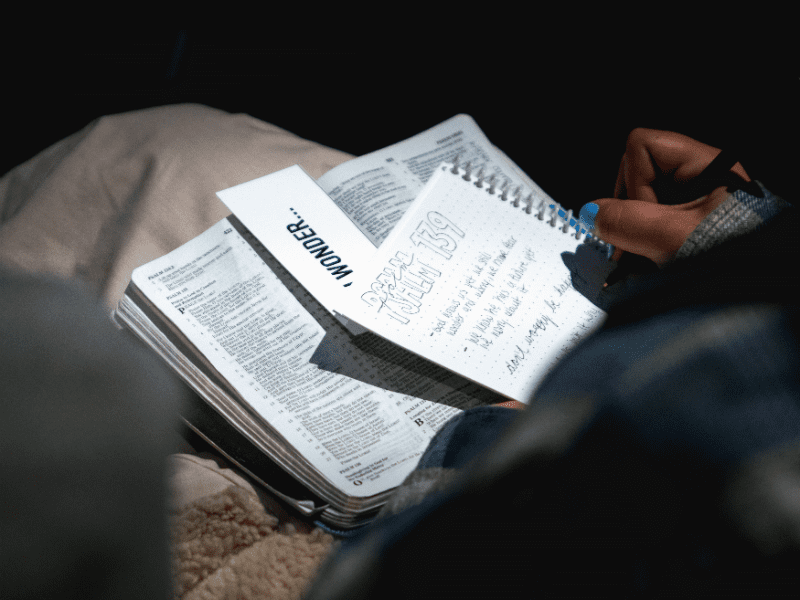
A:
[342,163,612,403]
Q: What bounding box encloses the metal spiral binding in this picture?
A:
[445,160,612,249]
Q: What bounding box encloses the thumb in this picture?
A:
[580,198,703,266]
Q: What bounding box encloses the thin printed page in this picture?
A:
[342,163,612,403]
[316,114,558,247]
[131,219,471,499]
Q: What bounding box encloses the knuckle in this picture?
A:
[627,127,650,149]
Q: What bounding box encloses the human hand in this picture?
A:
[579,128,752,267]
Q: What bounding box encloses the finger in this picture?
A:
[730,160,751,182]
[621,129,724,203]
[614,153,626,199]
[585,197,705,266]
[634,128,718,182]
[624,129,661,204]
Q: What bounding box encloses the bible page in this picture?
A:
[316,114,556,247]
[131,218,499,502]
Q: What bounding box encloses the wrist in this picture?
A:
[671,182,790,263]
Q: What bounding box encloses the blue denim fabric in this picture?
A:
[416,406,522,470]
[309,300,800,595]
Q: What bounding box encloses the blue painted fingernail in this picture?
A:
[579,202,599,230]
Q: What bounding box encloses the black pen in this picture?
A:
[655,148,762,206]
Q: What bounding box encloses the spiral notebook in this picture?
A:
[340,161,616,403]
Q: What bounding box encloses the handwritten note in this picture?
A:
[343,163,609,403]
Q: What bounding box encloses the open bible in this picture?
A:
[114,115,610,529]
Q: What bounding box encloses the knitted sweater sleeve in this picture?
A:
[672,181,791,262]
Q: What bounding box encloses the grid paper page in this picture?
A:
[343,163,612,403]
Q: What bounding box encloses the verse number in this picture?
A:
[409,211,465,259]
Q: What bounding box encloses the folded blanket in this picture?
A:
[171,485,336,600]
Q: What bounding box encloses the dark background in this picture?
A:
[5,26,797,214]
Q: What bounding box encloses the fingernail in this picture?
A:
[579,202,599,230]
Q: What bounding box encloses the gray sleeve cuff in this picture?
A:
[673,181,791,262]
